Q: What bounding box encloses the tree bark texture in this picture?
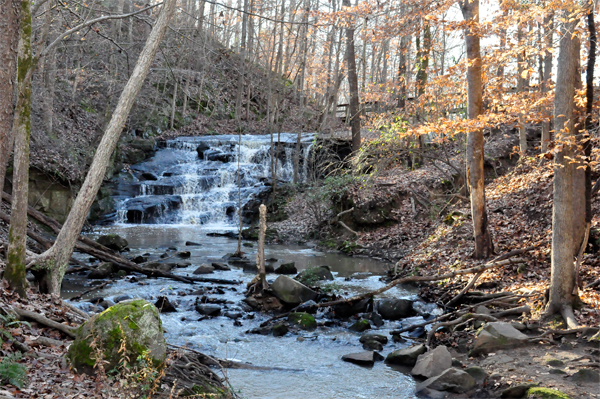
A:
[546,17,582,327]
[343,0,361,152]
[0,0,21,195]
[397,35,410,109]
[256,204,268,290]
[541,13,554,152]
[460,0,494,259]
[5,0,32,298]
[32,0,177,295]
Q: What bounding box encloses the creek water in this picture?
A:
[66,135,424,398]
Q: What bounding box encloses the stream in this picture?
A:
[63,134,429,398]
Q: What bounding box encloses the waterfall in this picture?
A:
[110,133,314,228]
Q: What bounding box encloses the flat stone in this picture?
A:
[416,368,476,394]
[482,354,515,366]
[470,322,529,356]
[177,251,191,258]
[411,345,453,379]
[385,344,426,367]
[341,351,384,366]
[185,241,202,246]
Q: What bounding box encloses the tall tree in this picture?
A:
[4,0,30,297]
[30,0,178,295]
[0,0,21,200]
[545,15,583,328]
[460,0,494,259]
[541,11,554,152]
[343,0,361,152]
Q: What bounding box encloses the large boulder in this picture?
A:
[385,344,426,367]
[377,298,414,320]
[411,345,452,379]
[470,322,529,356]
[271,275,317,305]
[67,299,166,374]
[416,368,476,394]
[96,234,129,251]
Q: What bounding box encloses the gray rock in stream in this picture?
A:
[359,333,388,345]
[195,304,221,316]
[88,262,115,279]
[193,264,215,274]
[211,262,231,271]
[411,345,452,379]
[385,344,426,367]
[341,351,384,366]
[271,276,317,305]
[377,298,415,320]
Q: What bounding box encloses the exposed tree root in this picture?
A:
[8,306,77,338]
[426,312,498,346]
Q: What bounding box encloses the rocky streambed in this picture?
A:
[63,225,450,399]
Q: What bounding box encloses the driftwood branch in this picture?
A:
[446,271,483,307]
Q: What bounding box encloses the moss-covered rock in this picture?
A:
[287,312,317,331]
[67,299,166,374]
[526,387,571,399]
[348,319,371,332]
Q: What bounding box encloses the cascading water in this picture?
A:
[110,133,314,228]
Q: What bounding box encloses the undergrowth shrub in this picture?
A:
[0,353,27,389]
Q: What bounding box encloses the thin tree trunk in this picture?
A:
[31,0,178,295]
[546,16,581,328]
[4,0,32,298]
[235,0,248,120]
[460,0,494,259]
[0,0,20,195]
[517,21,528,153]
[170,78,179,130]
[397,35,410,109]
[256,204,268,290]
[343,0,361,152]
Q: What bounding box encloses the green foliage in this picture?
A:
[320,282,343,294]
[0,314,30,347]
[0,353,27,389]
[339,240,358,254]
[355,120,409,172]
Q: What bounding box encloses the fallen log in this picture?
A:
[426,312,498,346]
[11,307,77,338]
[70,281,111,301]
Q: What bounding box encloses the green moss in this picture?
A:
[287,312,317,331]
[546,359,565,368]
[526,387,571,399]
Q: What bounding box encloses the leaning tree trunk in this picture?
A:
[343,0,361,153]
[0,0,21,199]
[31,0,177,295]
[546,16,582,328]
[460,0,494,259]
[4,0,32,298]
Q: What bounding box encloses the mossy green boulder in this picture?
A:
[526,387,571,399]
[67,299,166,374]
[287,312,317,331]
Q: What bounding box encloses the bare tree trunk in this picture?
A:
[235,0,248,120]
[0,0,21,196]
[31,0,178,295]
[343,0,361,152]
[397,35,410,109]
[546,16,582,328]
[460,0,494,259]
[4,0,31,298]
[541,13,554,152]
[170,78,179,130]
[256,204,268,290]
[517,21,528,153]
